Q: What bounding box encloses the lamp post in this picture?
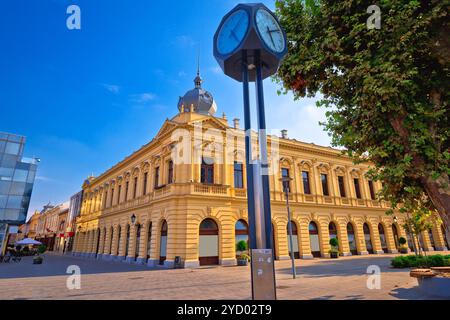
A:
[280,176,296,279]
[131,214,136,225]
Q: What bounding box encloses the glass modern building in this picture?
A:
[0,132,38,255]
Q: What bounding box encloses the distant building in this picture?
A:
[65,191,83,253]
[0,132,39,255]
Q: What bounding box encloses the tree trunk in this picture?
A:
[422,174,450,249]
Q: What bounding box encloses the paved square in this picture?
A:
[0,253,447,300]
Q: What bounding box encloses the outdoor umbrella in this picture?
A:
[15,238,42,245]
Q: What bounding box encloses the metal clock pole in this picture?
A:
[254,50,273,251]
[241,50,257,250]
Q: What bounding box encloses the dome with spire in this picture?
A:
[177,69,217,116]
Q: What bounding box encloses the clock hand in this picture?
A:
[229,29,240,42]
[266,26,276,48]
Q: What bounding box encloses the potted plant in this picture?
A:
[398,237,408,254]
[329,238,339,259]
[33,244,47,265]
[236,240,250,266]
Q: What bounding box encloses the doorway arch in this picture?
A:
[159,220,168,265]
[309,221,321,258]
[378,224,388,253]
[287,220,299,259]
[347,223,357,255]
[363,223,374,254]
[109,226,114,255]
[199,218,219,266]
[125,225,130,258]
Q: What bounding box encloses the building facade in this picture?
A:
[0,132,38,255]
[73,73,449,268]
[64,191,83,253]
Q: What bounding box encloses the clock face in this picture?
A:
[216,9,250,55]
[255,8,285,53]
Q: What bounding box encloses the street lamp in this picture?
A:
[280,176,296,279]
[131,214,136,225]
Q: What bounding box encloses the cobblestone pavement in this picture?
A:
[0,252,447,300]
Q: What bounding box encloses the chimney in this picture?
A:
[233,118,240,129]
[281,129,288,139]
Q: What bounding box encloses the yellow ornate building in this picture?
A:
[73,73,449,268]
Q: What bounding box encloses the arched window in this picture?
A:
[347,223,357,255]
[159,220,168,265]
[147,222,152,260]
[199,219,219,266]
[287,221,299,259]
[309,222,321,258]
[378,224,388,253]
[235,220,249,252]
[363,223,374,254]
[135,224,141,258]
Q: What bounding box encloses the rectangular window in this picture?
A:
[154,167,159,188]
[104,191,107,209]
[321,174,329,196]
[133,177,138,198]
[354,178,362,199]
[368,180,376,200]
[281,168,290,191]
[143,172,148,195]
[234,162,244,189]
[110,188,114,207]
[201,158,214,184]
[302,171,311,194]
[338,176,346,198]
[168,161,174,184]
[125,181,129,201]
[117,185,122,204]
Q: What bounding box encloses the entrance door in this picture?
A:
[199,219,219,266]
[309,222,321,258]
[135,224,141,259]
[159,221,167,265]
[378,224,388,253]
[347,223,357,255]
[287,221,299,259]
[363,223,374,254]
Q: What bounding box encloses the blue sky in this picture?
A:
[0,0,330,220]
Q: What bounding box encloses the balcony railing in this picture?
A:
[82,182,389,218]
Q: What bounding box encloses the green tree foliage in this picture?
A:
[274,0,449,239]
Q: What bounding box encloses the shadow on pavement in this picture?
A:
[276,256,407,278]
[0,254,168,279]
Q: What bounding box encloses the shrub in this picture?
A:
[398,237,407,246]
[391,254,450,268]
[236,240,248,252]
[37,244,47,255]
[329,238,339,248]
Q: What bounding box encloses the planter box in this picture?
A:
[330,252,339,259]
[237,259,248,266]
